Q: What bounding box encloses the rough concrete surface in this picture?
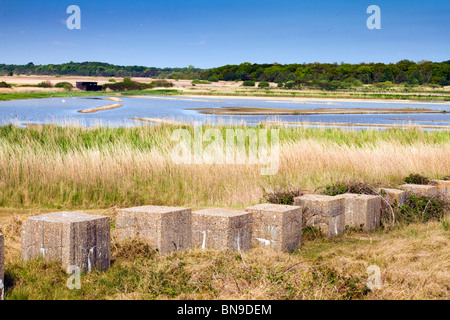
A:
[431,180,450,201]
[246,203,302,251]
[192,209,252,251]
[21,212,110,273]
[337,193,382,231]
[294,195,346,237]
[379,188,408,207]
[116,206,192,255]
[399,184,438,198]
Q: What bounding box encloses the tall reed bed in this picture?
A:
[0,123,449,209]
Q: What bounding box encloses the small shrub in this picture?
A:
[397,195,447,224]
[263,189,303,205]
[242,80,256,87]
[192,79,210,85]
[37,81,52,88]
[0,81,11,88]
[150,79,174,88]
[321,182,378,196]
[207,76,219,82]
[104,78,174,91]
[284,81,295,89]
[258,81,270,88]
[404,173,429,185]
[109,78,116,83]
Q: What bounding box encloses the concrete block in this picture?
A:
[116,206,191,255]
[21,212,110,273]
[294,194,345,217]
[0,233,4,296]
[294,194,345,237]
[305,214,346,238]
[431,180,450,201]
[192,209,252,251]
[399,184,438,198]
[337,194,382,231]
[378,188,408,207]
[246,204,302,252]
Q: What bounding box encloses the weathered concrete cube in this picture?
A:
[21,212,110,273]
[431,180,450,201]
[378,188,408,207]
[0,233,4,293]
[246,204,302,252]
[336,194,382,231]
[192,209,252,251]
[116,206,191,255]
[294,195,346,237]
[294,194,345,217]
[399,184,438,198]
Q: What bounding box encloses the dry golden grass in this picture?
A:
[0,124,448,209]
[0,123,448,299]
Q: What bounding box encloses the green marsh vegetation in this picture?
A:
[0,123,448,210]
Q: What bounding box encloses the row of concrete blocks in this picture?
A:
[1,180,448,280]
[13,192,383,275]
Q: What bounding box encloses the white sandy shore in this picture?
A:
[78,104,123,114]
[127,95,225,103]
[104,97,123,102]
[180,94,450,105]
[253,120,450,130]
[131,117,187,125]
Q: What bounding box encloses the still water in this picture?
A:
[0,96,449,129]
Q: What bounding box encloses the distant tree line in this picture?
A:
[0,62,202,79]
[1,60,449,88]
[201,60,450,87]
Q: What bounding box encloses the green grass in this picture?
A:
[190,90,450,101]
[0,89,182,101]
[1,87,449,101]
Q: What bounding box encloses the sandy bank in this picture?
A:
[181,94,450,105]
[253,120,450,130]
[131,118,187,125]
[78,104,123,114]
[189,106,445,115]
[104,97,123,102]
[127,95,225,103]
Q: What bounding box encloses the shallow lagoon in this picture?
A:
[0,95,449,129]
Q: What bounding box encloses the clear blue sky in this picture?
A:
[0,0,448,68]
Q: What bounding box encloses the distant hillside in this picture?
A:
[0,62,202,79]
[1,60,449,88]
[201,60,450,87]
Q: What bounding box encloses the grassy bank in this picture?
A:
[1,88,450,102]
[187,90,450,101]
[0,123,449,209]
[0,89,182,101]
